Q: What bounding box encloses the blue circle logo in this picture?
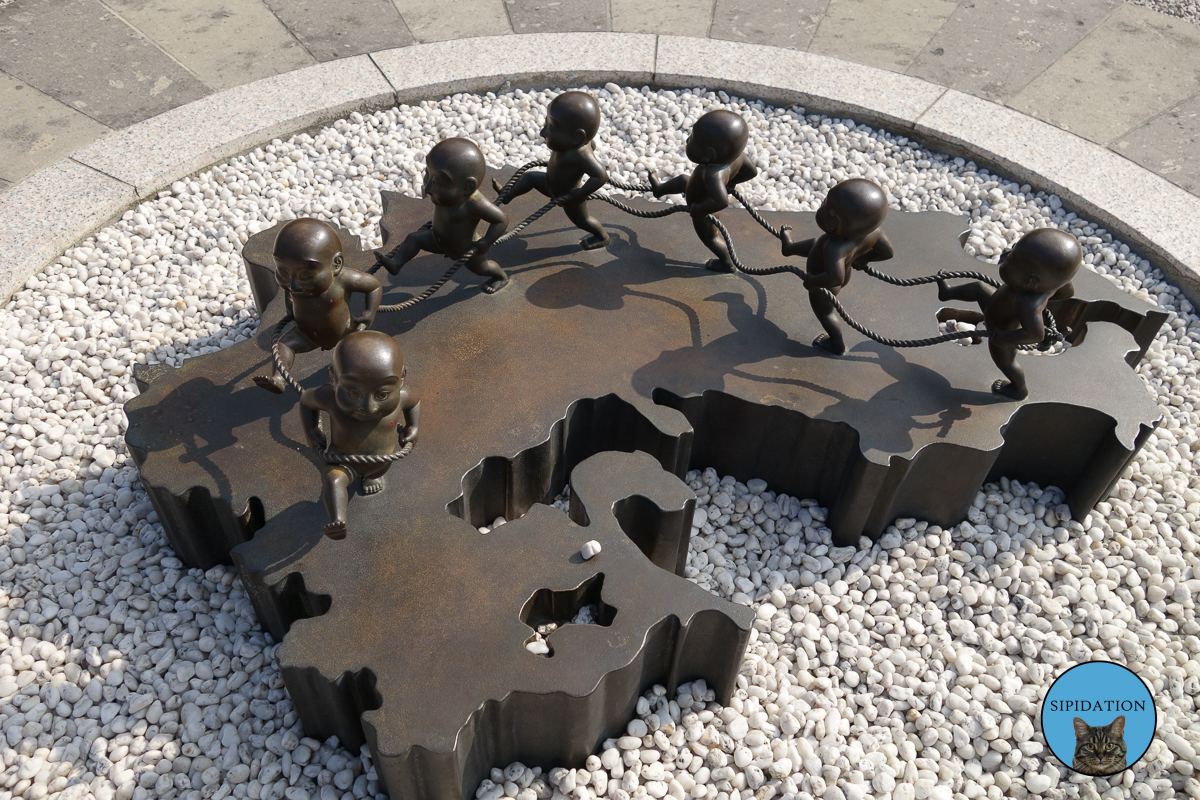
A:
[1041,661,1156,777]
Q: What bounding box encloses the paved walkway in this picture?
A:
[2,0,1198,199]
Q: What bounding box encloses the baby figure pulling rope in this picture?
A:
[300,331,420,539]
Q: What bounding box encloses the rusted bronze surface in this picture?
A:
[125,176,1164,800]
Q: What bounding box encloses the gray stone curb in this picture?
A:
[2,32,1198,310]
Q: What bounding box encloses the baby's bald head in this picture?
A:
[427,138,487,185]
[274,218,342,266]
[331,330,405,384]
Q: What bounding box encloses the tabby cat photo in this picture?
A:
[1072,715,1128,775]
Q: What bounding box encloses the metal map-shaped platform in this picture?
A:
[124,175,1165,800]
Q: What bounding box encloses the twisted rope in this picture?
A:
[708,216,986,348]
[731,187,783,239]
[594,194,691,219]
[269,316,304,393]
[718,192,1066,353]
[316,439,415,466]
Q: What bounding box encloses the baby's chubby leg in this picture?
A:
[253,325,316,394]
[989,340,1028,400]
[466,249,509,294]
[808,287,846,355]
[493,170,548,204]
[375,226,441,275]
[692,214,737,273]
[321,464,355,539]
[649,174,688,198]
[564,200,609,250]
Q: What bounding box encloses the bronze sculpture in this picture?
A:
[649,109,759,272]
[937,227,1082,399]
[375,138,511,293]
[253,218,383,393]
[299,330,420,539]
[780,178,894,355]
[493,91,610,250]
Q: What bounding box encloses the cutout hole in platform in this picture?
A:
[520,574,616,658]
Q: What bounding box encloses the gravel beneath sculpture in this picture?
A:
[0,85,1196,800]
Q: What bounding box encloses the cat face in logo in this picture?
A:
[1072,715,1128,776]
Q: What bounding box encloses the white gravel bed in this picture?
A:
[1130,0,1200,25]
[0,85,1196,800]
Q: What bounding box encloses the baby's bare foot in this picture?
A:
[253,374,286,394]
[991,380,1027,400]
[482,276,509,294]
[580,233,609,251]
[362,476,386,495]
[323,520,348,540]
[812,334,847,356]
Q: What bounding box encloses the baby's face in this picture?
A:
[998,250,1041,291]
[685,129,714,164]
[275,255,337,297]
[540,112,579,152]
[333,366,403,422]
[423,162,473,207]
[815,201,841,238]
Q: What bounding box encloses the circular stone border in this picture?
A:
[1,32,1199,308]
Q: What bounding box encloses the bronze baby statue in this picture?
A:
[254,218,383,394]
[493,91,610,250]
[375,138,511,293]
[779,179,894,355]
[649,109,759,273]
[937,227,1082,400]
[299,330,420,539]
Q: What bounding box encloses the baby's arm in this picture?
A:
[990,296,1046,346]
[730,158,758,188]
[572,148,609,201]
[299,386,335,450]
[468,196,510,253]
[688,166,733,216]
[780,226,816,258]
[342,270,383,329]
[400,396,421,445]
[803,238,852,289]
[866,231,894,263]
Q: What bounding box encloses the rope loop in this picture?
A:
[315,439,415,466]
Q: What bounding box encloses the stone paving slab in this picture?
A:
[809,0,959,73]
[0,159,135,302]
[392,0,511,42]
[106,0,315,90]
[1113,92,1200,197]
[372,33,657,102]
[709,0,824,50]
[655,35,947,132]
[611,0,713,37]
[908,0,1121,103]
[1009,3,1200,145]
[0,0,212,129]
[70,56,395,197]
[916,89,1200,302]
[508,0,609,33]
[264,0,415,60]
[0,73,111,185]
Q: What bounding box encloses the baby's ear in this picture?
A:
[573,127,588,145]
[1073,717,1089,738]
[705,147,717,164]
[463,176,478,194]
[332,254,344,274]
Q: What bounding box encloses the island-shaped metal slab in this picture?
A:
[124,174,1165,800]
